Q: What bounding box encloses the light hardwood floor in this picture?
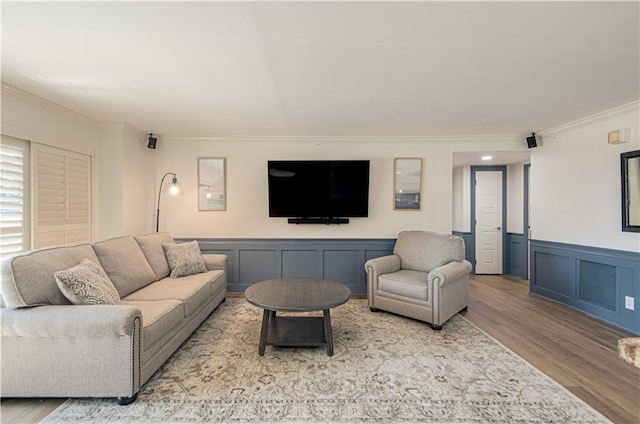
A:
[2,275,639,423]
[466,276,639,424]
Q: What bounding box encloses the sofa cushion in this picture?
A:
[0,244,99,308]
[123,270,222,317]
[378,269,429,301]
[54,259,120,305]
[120,299,183,351]
[162,241,207,278]
[134,232,175,280]
[93,236,156,298]
[394,231,465,272]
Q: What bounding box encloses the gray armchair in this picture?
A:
[364,230,472,330]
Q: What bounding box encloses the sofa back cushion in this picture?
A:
[393,231,465,273]
[134,232,175,280]
[0,244,100,308]
[93,235,156,297]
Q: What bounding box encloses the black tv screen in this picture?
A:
[268,160,370,218]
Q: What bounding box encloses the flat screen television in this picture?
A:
[268,160,370,219]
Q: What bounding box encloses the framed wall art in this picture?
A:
[394,157,422,210]
[198,157,226,211]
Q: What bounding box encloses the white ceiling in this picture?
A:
[2,1,639,140]
[451,150,531,167]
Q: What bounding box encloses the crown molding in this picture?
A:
[1,83,97,125]
[163,134,526,144]
[0,122,95,156]
[538,101,640,136]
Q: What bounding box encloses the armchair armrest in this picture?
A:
[365,255,401,303]
[428,260,472,287]
[1,304,142,338]
[202,253,227,271]
[364,255,401,276]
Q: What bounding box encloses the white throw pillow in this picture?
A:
[163,240,207,278]
[54,259,120,305]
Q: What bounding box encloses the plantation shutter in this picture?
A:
[0,136,30,257]
[32,143,92,248]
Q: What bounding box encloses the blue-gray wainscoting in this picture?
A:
[181,236,638,333]
[506,233,528,279]
[452,231,474,272]
[530,239,639,334]
[181,238,396,296]
[453,231,528,277]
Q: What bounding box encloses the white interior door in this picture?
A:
[475,171,503,274]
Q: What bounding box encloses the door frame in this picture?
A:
[470,165,507,274]
[524,163,531,279]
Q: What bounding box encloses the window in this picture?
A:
[32,143,92,248]
[0,138,93,256]
[0,136,30,257]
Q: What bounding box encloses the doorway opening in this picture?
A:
[471,166,507,274]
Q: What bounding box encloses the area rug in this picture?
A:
[43,298,609,423]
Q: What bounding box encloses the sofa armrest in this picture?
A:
[1,304,142,338]
[1,304,143,399]
[364,255,401,277]
[428,260,472,287]
[202,253,227,271]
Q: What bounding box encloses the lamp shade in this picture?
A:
[165,176,183,196]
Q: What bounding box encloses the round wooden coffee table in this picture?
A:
[244,278,351,356]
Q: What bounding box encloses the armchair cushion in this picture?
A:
[378,270,429,301]
[394,230,465,272]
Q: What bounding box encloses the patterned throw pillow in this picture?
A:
[162,241,207,278]
[54,259,120,305]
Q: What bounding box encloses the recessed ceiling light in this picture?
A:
[481,155,492,161]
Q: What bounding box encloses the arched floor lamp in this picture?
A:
[156,172,182,232]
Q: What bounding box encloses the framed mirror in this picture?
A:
[198,158,226,211]
[621,150,640,232]
[394,158,422,210]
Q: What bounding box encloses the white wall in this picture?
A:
[1,85,99,155]
[98,123,154,239]
[11,81,635,252]
[507,161,528,234]
[155,137,525,238]
[452,165,471,233]
[532,103,640,252]
[97,124,124,239]
[122,124,154,236]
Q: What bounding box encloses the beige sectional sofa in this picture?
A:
[0,232,227,404]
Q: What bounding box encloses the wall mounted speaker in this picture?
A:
[526,133,538,149]
[147,134,157,149]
